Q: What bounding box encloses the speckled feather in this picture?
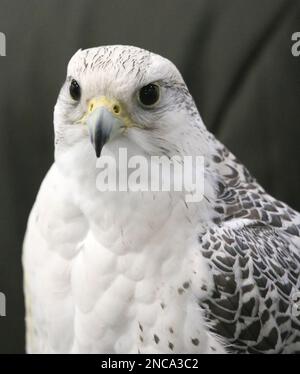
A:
[23,46,300,354]
[199,150,300,353]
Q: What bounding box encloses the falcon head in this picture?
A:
[54,45,208,163]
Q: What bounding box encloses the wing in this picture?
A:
[198,222,300,353]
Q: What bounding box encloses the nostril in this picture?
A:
[113,104,120,114]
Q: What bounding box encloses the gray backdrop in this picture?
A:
[0,0,299,353]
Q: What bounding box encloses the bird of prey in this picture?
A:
[23,45,300,354]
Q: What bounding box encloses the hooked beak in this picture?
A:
[84,97,130,157]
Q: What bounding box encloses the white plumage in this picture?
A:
[23,45,300,353]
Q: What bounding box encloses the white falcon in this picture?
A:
[23,45,300,354]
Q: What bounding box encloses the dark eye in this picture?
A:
[69,79,81,101]
[138,83,160,106]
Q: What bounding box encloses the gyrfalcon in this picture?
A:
[23,45,300,354]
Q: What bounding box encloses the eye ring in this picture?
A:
[69,79,81,101]
[138,83,160,107]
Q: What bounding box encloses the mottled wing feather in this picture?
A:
[199,223,300,353]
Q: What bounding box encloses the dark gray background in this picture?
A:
[0,0,299,353]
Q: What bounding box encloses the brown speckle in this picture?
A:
[183,281,190,289]
[160,302,165,310]
[154,334,160,344]
[191,338,199,346]
[215,206,224,214]
[138,322,143,332]
[139,335,143,342]
[169,327,174,334]
[201,284,207,291]
[213,155,222,163]
[210,346,216,352]
[178,287,184,295]
[168,341,174,351]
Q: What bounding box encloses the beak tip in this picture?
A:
[87,106,117,159]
